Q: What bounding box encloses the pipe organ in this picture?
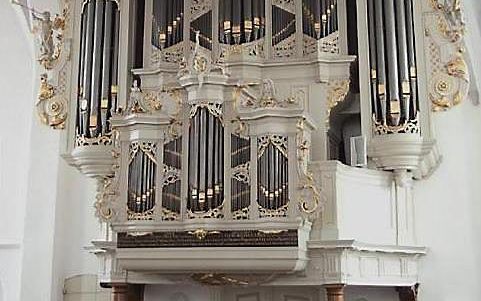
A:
[302,0,338,40]
[152,0,184,50]
[66,0,439,296]
[367,0,419,133]
[187,104,225,217]
[219,0,265,45]
[127,142,157,220]
[76,0,120,141]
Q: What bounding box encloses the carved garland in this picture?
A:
[296,119,322,215]
[425,0,469,111]
[13,0,71,130]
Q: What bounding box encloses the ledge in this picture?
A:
[308,240,427,255]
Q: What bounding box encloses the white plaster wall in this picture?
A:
[144,285,212,301]
[0,1,101,301]
[0,1,35,301]
[413,0,481,300]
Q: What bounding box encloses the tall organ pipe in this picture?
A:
[188,107,224,214]
[367,0,420,129]
[302,0,338,39]
[76,0,119,140]
[90,0,105,135]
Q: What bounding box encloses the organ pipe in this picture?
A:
[302,0,338,40]
[231,135,250,217]
[128,143,157,220]
[367,0,420,128]
[162,137,182,217]
[219,0,265,45]
[257,137,289,212]
[152,0,183,50]
[76,0,119,139]
[188,107,224,213]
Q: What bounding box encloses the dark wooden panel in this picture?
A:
[117,229,298,248]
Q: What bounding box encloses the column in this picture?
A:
[324,284,345,301]
[112,284,129,301]
[396,284,419,301]
[111,284,145,301]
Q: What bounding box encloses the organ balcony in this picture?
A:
[65,0,434,291]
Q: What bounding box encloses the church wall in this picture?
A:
[413,0,481,299]
[0,1,35,301]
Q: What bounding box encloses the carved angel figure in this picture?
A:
[29,8,65,69]
[31,11,54,63]
[260,79,277,106]
[442,0,464,29]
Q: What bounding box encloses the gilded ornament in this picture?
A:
[372,112,421,134]
[36,73,67,129]
[426,0,470,111]
[12,0,69,70]
[446,53,468,82]
[326,80,350,128]
[94,177,115,221]
[187,229,221,240]
[191,273,249,286]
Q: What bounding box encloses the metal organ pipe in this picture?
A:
[90,0,105,135]
[368,0,420,128]
[100,0,113,133]
[152,0,183,50]
[301,0,339,39]
[219,0,265,45]
[257,137,289,214]
[405,0,418,117]
[128,143,157,220]
[188,107,224,214]
[76,0,119,139]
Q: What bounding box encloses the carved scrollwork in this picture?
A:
[218,38,265,62]
[162,165,181,186]
[232,207,249,220]
[190,0,212,21]
[232,162,250,183]
[151,43,184,65]
[189,102,223,119]
[13,0,72,130]
[129,141,157,164]
[273,34,296,59]
[128,207,155,221]
[425,0,469,111]
[236,80,304,109]
[186,202,225,219]
[187,229,221,240]
[326,80,350,127]
[258,203,288,218]
[36,73,67,129]
[303,32,339,57]
[258,135,288,158]
[94,177,115,222]
[94,147,121,222]
[373,112,421,135]
[75,133,113,147]
[161,207,180,221]
[295,119,322,216]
